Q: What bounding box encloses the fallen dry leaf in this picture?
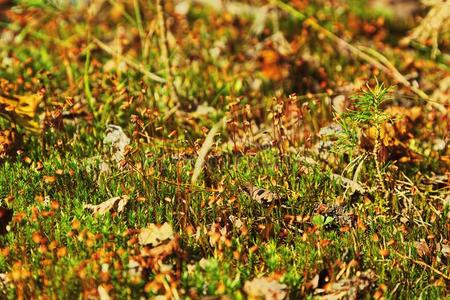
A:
[103,124,130,164]
[414,240,431,257]
[440,244,450,258]
[314,269,376,299]
[0,129,18,158]
[139,222,174,246]
[243,277,287,300]
[43,175,56,184]
[98,284,111,300]
[84,195,129,215]
[243,184,279,206]
[127,258,142,278]
[0,272,9,287]
[0,93,42,133]
[141,236,179,258]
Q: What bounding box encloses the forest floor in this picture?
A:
[0,0,449,299]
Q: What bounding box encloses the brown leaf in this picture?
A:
[0,129,18,159]
[43,175,56,184]
[84,195,129,215]
[141,236,179,258]
[414,240,431,257]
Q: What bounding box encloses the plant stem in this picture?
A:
[155,0,179,106]
[373,124,386,193]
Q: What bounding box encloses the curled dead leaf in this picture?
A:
[84,195,129,216]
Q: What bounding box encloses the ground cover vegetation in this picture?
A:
[0,0,449,298]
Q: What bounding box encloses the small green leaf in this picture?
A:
[312,215,325,226]
[324,216,334,226]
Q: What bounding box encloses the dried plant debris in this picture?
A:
[243,277,287,300]
[330,174,367,194]
[103,124,130,164]
[326,205,353,228]
[314,204,353,229]
[97,285,111,300]
[313,269,377,299]
[138,223,181,261]
[243,184,280,206]
[431,76,450,105]
[84,195,129,216]
[401,0,450,57]
[1,0,449,298]
[0,129,17,159]
[414,240,431,258]
[139,222,174,247]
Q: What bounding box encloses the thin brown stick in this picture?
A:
[156,0,180,105]
[393,250,450,281]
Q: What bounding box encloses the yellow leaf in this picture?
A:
[0,94,42,133]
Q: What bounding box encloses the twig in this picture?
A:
[133,0,146,49]
[156,0,180,105]
[84,43,96,115]
[393,249,450,281]
[373,125,387,193]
